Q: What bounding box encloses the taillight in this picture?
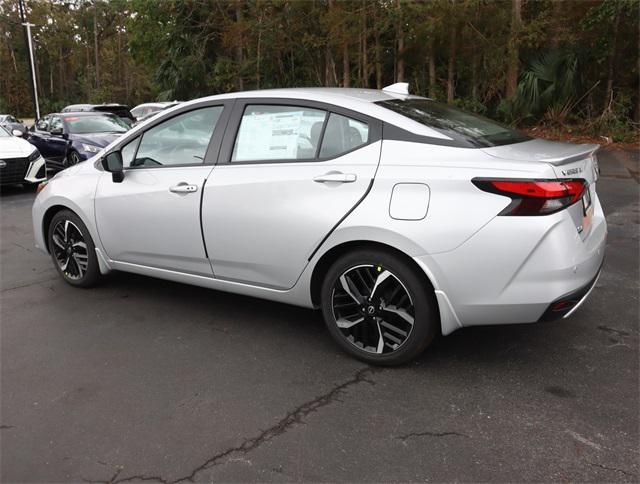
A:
[472,178,587,216]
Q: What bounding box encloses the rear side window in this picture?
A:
[319,113,369,158]
[377,99,529,148]
[131,106,223,167]
[232,105,327,162]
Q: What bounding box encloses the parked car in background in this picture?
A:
[32,86,606,365]
[61,104,135,126]
[131,101,181,125]
[0,125,46,186]
[28,112,130,172]
[0,114,28,137]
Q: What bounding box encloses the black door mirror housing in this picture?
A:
[50,127,64,136]
[102,151,124,183]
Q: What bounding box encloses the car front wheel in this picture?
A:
[67,151,81,166]
[320,249,438,366]
[47,210,100,287]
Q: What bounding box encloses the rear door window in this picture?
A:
[232,105,327,162]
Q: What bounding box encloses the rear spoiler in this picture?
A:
[544,144,600,166]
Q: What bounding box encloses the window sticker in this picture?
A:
[234,107,326,161]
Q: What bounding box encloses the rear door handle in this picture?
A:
[313,172,357,183]
[170,183,198,193]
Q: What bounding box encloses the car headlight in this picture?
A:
[82,144,102,153]
[28,149,41,162]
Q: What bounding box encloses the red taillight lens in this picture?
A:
[472,178,586,216]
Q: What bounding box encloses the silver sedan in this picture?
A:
[32,85,606,365]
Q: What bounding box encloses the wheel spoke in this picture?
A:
[381,305,414,325]
[370,270,392,298]
[336,317,365,329]
[63,220,71,242]
[60,256,70,271]
[340,274,363,304]
[52,234,66,250]
[72,254,87,276]
[380,320,408,337]
[375,319,384,354]
[72,241,87,251]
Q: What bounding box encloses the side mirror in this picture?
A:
[50,127,64,136]
[102,151,124,183]
[12,129,23,137]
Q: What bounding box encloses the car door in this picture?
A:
[202,99,382,289]
[94,102,232,276]
[29,116,51,155]
[46,115,70,163]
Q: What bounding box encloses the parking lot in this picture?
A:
[1,148,638,483]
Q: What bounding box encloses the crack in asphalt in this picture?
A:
[84,469,122,484]
[587,461,637,479]
[397,430,470,442]
[87,367,379,484]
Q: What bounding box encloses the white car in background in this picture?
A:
[131,101,182,125]
[0,126,46,187]
[32,85,606,365]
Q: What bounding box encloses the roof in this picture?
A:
[173,87,449,140]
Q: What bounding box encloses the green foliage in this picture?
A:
[511,50,581,121]
[0,0,637,143]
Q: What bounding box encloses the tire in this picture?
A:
[320,249,438,366]
[67,150,81,167]
[47,209,101,287]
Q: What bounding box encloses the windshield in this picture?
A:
[64,115,129,134]
[377,99,529,148]
[0,126,10,137]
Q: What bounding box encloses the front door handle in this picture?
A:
[170,183,198,194]
[313,172,357,184]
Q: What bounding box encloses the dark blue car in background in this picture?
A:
[28,112,130,172]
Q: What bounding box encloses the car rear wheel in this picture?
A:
[48,210,100,287]
[320,249,438,366]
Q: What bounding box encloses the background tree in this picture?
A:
[0,0,637,141]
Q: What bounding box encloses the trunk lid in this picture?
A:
[482,139,599,184]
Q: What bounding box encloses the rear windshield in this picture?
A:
[377,99,529,148]
[64,115,129,134]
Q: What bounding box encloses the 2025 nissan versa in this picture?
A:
[32,85,606,365]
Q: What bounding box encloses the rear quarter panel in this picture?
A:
[326,140,558,257]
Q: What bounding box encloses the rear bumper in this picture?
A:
[537,261,603,321]
[415,193,607,335]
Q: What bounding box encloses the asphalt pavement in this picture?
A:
[1,148,638,483]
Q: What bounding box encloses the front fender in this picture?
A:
[32,164,102,254]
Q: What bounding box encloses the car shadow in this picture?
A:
[99,270,558,371]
